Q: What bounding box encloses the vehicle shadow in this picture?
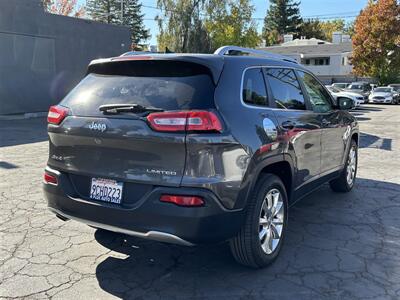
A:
[94,178,400,299]
[354,116,371,122]
[0,118,48,147]
[354,105,384,112]
[360,132,392,150]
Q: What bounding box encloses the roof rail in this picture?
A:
[214,45,298,64]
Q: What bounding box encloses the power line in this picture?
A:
[303,11,359,18]
[304,15,358,20]
[142,4,359,21]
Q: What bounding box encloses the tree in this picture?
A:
[86,0,117,24]
[156,0,259,53]
[344,21,355,37]
[205,0,260,51]
[122,0,150,44]
[156,0,210,53]
[264,29,281,46]
[298,19,356,42]
[298,19,325,40]
[42,0,85,17]
[352,0,400,84]
[87,0,149,45]
[320,19,345,41]
[263,0,302,44]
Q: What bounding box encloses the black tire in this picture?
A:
[229,174,288,268]
[330,139,358,193]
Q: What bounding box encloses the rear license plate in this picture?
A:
[90,178,123,204]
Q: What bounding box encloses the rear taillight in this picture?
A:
[160,195,204,207]
[44,172,58,185]
[47,105,69,125]
[147,111,222,133]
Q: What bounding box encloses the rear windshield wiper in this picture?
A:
[99,104,164,114]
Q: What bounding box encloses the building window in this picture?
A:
[305,59,310,65]
[313,57,330,66]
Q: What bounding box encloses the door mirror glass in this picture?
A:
[337,97,353,110]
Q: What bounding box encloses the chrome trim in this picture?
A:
[239,65,335,111]
[45,165,61,176]
[240,66,306,111]
[214,45,298,64]
[44,166,60,186]
[48,208,195,246]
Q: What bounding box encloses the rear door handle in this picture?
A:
[281,121,295,130]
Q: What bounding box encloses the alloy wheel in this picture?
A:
[346,146,357,185]
[259,189,284,254]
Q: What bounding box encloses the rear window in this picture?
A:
[374,88,392,93]
[61,60,215,117]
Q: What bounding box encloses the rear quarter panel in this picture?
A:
[181,59,288,210]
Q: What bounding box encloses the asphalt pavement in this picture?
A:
[0,104,399,299]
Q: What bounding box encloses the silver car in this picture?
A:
[369,87,399,104]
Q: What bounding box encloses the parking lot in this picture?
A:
[0,104,399,299]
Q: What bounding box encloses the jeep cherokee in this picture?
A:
[43,46,359,268]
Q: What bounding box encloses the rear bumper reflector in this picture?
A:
[160,194,205,207]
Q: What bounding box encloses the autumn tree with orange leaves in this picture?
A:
[352,0,400,84]
[43,0,85,18]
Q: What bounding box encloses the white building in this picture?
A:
[259,32,354,83]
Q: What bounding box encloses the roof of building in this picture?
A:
[259,42,353,56]
[281,38,331,46]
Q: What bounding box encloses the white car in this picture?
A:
[369,87,399,104]
[331,83,350,90]
[326,86,365,107]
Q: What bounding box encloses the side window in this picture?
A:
[297,71,332,113]
[242,68,268,106]
[264,68,306,110]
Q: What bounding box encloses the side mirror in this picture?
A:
[337,97,353,110]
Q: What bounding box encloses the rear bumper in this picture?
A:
[44,167,245,245]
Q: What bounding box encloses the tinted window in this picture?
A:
[374,88,392,93]
[297,71,332,113]
[264,68,305,110]
[61,61,215,117]
[242,68,268,106]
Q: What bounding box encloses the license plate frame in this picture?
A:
[89,178,123,204]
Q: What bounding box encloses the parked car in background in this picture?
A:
[345,82,372,100]
[44,46,359,268]
[326,85,364,108]
[331,83,350,90]
[369,87,399,104]
[388,84,400,93]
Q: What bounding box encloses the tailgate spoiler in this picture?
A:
[87,54,225,85]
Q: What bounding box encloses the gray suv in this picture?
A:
[44,46,359,268]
